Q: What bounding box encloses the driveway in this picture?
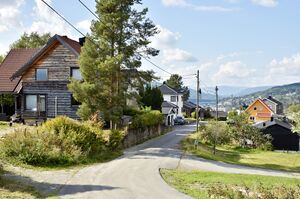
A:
[6,124,300,199]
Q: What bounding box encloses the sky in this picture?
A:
[0,0,300,89]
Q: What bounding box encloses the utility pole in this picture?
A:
[215,86,219,121]
[196,70,200,132]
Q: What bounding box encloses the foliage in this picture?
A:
[0,94,14,113]
[292,113,300,135]
[130,107,163,129]
[140,85,163,111]
[68,0,159,129]
[0,55,3,64]
[182,135,300,172]
[227,110,238,121]
[1,117,124,166]
[161,169,300,199]
[200,121,230,154]
[288,104,300,114]
[123,107,141,116]
[166,74,190,101]
[191,111,196,119]
[10,32,51,49]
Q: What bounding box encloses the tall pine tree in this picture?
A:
[69,0,159,129]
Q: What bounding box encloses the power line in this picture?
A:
[76,0,174,76]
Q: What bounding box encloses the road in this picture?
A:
[6,123,299,198]
[58,124,299,199]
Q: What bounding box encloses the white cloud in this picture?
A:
[213,61,256,85]
[251,0,278,7]
[150,25,197,64]
[0,0,24,33]
[151,25,181,49]
[161,0,239,12]
[162,48,197,63]
[76,20,91,33]
[269,53,300,76]
[26,0,73,36]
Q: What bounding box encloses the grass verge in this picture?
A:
[182,135,300,172]
[161,169,300,199]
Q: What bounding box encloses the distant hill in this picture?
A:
[222,82,300,109]
[206,86,272,97]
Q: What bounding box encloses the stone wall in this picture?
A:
[123,125,168,148]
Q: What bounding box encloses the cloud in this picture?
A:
[213,61,256,85]
[251,0,278,7]
[162,48,197,63]
[269,53,300,76]
[0,0,24,33]
[151,25,181,49]
[26,0,73,36]
[150,25,197,64]
[161,0,239,12]
[76,20,91,33]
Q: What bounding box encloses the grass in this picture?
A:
[182,135,300,172]
[161,169,300,199]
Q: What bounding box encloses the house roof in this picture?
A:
[264,96,283,106]
[11,34,81,80]
[159,84,179,95]
[245,98,274,114]
[162,101,178,108]
[254,119,293,130]
[0,48,39,93]
[183,101,197,109]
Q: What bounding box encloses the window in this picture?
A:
[36,69,48,81]
[171,96,177,102]
[254,107,257,110]
[71,95,81,106]
[250,116,254,120]
[71,68,82,80]
[25,95,46,112]
[25,95,37,111]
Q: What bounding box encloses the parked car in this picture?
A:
[174,116,186,125]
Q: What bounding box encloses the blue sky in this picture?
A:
[1,0,300,89]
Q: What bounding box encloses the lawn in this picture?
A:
[0,121,10,131]
[182,135,300,172]
[161,169,300,199]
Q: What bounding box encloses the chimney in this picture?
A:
[79,37,86,46]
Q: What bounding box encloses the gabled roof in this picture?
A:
[159,84,179,95]
[254,119,293,130]
[11,35,81,80]
[0,49,39,93]
[183,101,197,109]
[264,96,283,106]
[162,101,178,108]
[245,98,274,114]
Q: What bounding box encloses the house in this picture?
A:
[159,83,184,116]
[161,101,178,126]
[182,101,204,119]
[254,119,299,151]
[245,98,274,122]
[0,48,40,120]
[262,96,284,115]
[1,35,82,121]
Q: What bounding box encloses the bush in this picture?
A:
[130,108,163,129]
[191,112,196,119]
[1,116,124,167]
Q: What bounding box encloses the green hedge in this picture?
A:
[130,109,163,129]
[1,116,124,167]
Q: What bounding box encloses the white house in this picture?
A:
[159,83,184,125]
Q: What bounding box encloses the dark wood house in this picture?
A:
[254,119,299,151]
[6,35,82,121]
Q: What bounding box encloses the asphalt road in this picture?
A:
[58,124,195,199]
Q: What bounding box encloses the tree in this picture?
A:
[10,32,51,49]
[68,0,159,129]
[140,85,163,111]
[0,94,14,114]
[200,121,229,155]
[292,113,300,135]
[166,74,190,101]
[0,55,3,64]
[288,104,300,115]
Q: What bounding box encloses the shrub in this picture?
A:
[1,129,82,166]
[1,116,124,167]
[130,109,163,129]
[191,112,196,119]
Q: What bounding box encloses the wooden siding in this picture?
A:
[19,43,80,120]
[246,99,273,122]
